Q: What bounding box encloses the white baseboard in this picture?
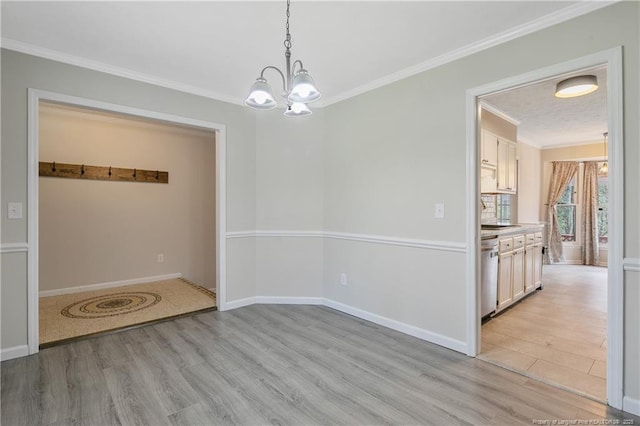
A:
[255,296,324,305]
[39,273,182,297]
[224,296,256,310]
[1,345,29,361]
[623,396,640,416]
[222,295,466,354]
[323,298,467,354]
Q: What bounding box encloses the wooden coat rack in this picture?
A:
[39,161,169,184]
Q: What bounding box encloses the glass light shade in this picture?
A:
[288,69,321,103]
[283,102,312,117]
[244,77,277,110]
[600,162,608,175]
[555,75,598,98]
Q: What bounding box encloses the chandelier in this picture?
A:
[600,132,608,176]
[244,0,321,116]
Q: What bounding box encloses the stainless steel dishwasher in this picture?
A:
[481,237,499,318]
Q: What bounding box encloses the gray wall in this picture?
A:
[254,110,324,298]
[1,49,258,348]
[322,1,639,401]
[38,103,217,291]
[1,0,639,407]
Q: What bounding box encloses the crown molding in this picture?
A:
[321,1,616,106]
[1,38,243,107]
[2,1,616,108]
[480,101,521,126]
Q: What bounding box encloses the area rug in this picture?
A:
[39,278,216,346]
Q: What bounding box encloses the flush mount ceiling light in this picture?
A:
[554,75,598,98]
[244,0,321,116]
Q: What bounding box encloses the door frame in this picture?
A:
[465,47,624,408]
[26,89,228,354]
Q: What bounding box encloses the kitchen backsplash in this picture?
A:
[481,194,497,222]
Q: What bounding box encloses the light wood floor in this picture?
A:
[480,264,607,402]
[3,304,636,425]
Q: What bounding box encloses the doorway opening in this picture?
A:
[26,90,227,353]
[478,65,609,401]
[466,47,623,409]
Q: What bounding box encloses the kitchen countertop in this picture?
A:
[480,223,545,239]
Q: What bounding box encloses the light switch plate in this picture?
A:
[8,202,23,219]
[434,203,445,219]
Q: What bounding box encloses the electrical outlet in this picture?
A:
[340,273,348,286]
[7,202,22,219]
[157,253,164,263]
[434,203,445,218]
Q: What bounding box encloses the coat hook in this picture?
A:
[108,166,112,177]
[133,168,137,179]
[156,170,159,180]
[81,164,85,175]
[52,161,56,172]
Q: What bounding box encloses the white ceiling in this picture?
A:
[1,1,611,145]
[482,66,608,148]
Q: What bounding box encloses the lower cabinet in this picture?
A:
[512,248,525,301]
[497,230,543,313]
[497,249,513,310]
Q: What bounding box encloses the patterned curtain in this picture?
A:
[547,161,579,263]
[582,162,600,265]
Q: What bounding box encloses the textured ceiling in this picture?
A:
[1,1,611,146]
[483,66,607,148]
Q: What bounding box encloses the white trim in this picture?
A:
[3,38,241,106]
[541,140,606,150]
[0,242,29,254]
[3,2,613,109]
[220,296,466,354]
[226,230,324,239]
[324,298,467,354]
[224,296,256,310]
[324,231,466,253]
[226,230,466,253]
[622,396,640,416]
[255,296,323,305]
[466,47,624,409]
[0,345,29,362]
[27,89,228,353]
[623,258,640,272]
[38,273,182,298]
[479,101,521,126]
[322,1,615,106]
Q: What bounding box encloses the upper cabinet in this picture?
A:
[480,129,498,168]
[480,107,518,194]
[496,138,517,193]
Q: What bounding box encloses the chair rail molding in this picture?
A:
[226,230,466,253]
[0,242,29,253]
[623,258,640,272]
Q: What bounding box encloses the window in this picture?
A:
[496,194,511,223]
[598,164,608,244]
[557,173,577,242]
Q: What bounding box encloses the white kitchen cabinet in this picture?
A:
[494,229,544,314]
[480,129,498,168]
[497,249,513,311]
[496,138,517,193]
[512,247,525,301]
[533,234,543,289]
[524,233,543,293]
[524,235,535,293]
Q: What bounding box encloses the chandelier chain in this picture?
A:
[284,0,291,50]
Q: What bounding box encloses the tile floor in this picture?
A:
[479,264,607,401]
[39,278,216,346]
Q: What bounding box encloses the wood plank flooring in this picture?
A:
[479,264,607,402]
[3,304,636,425]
